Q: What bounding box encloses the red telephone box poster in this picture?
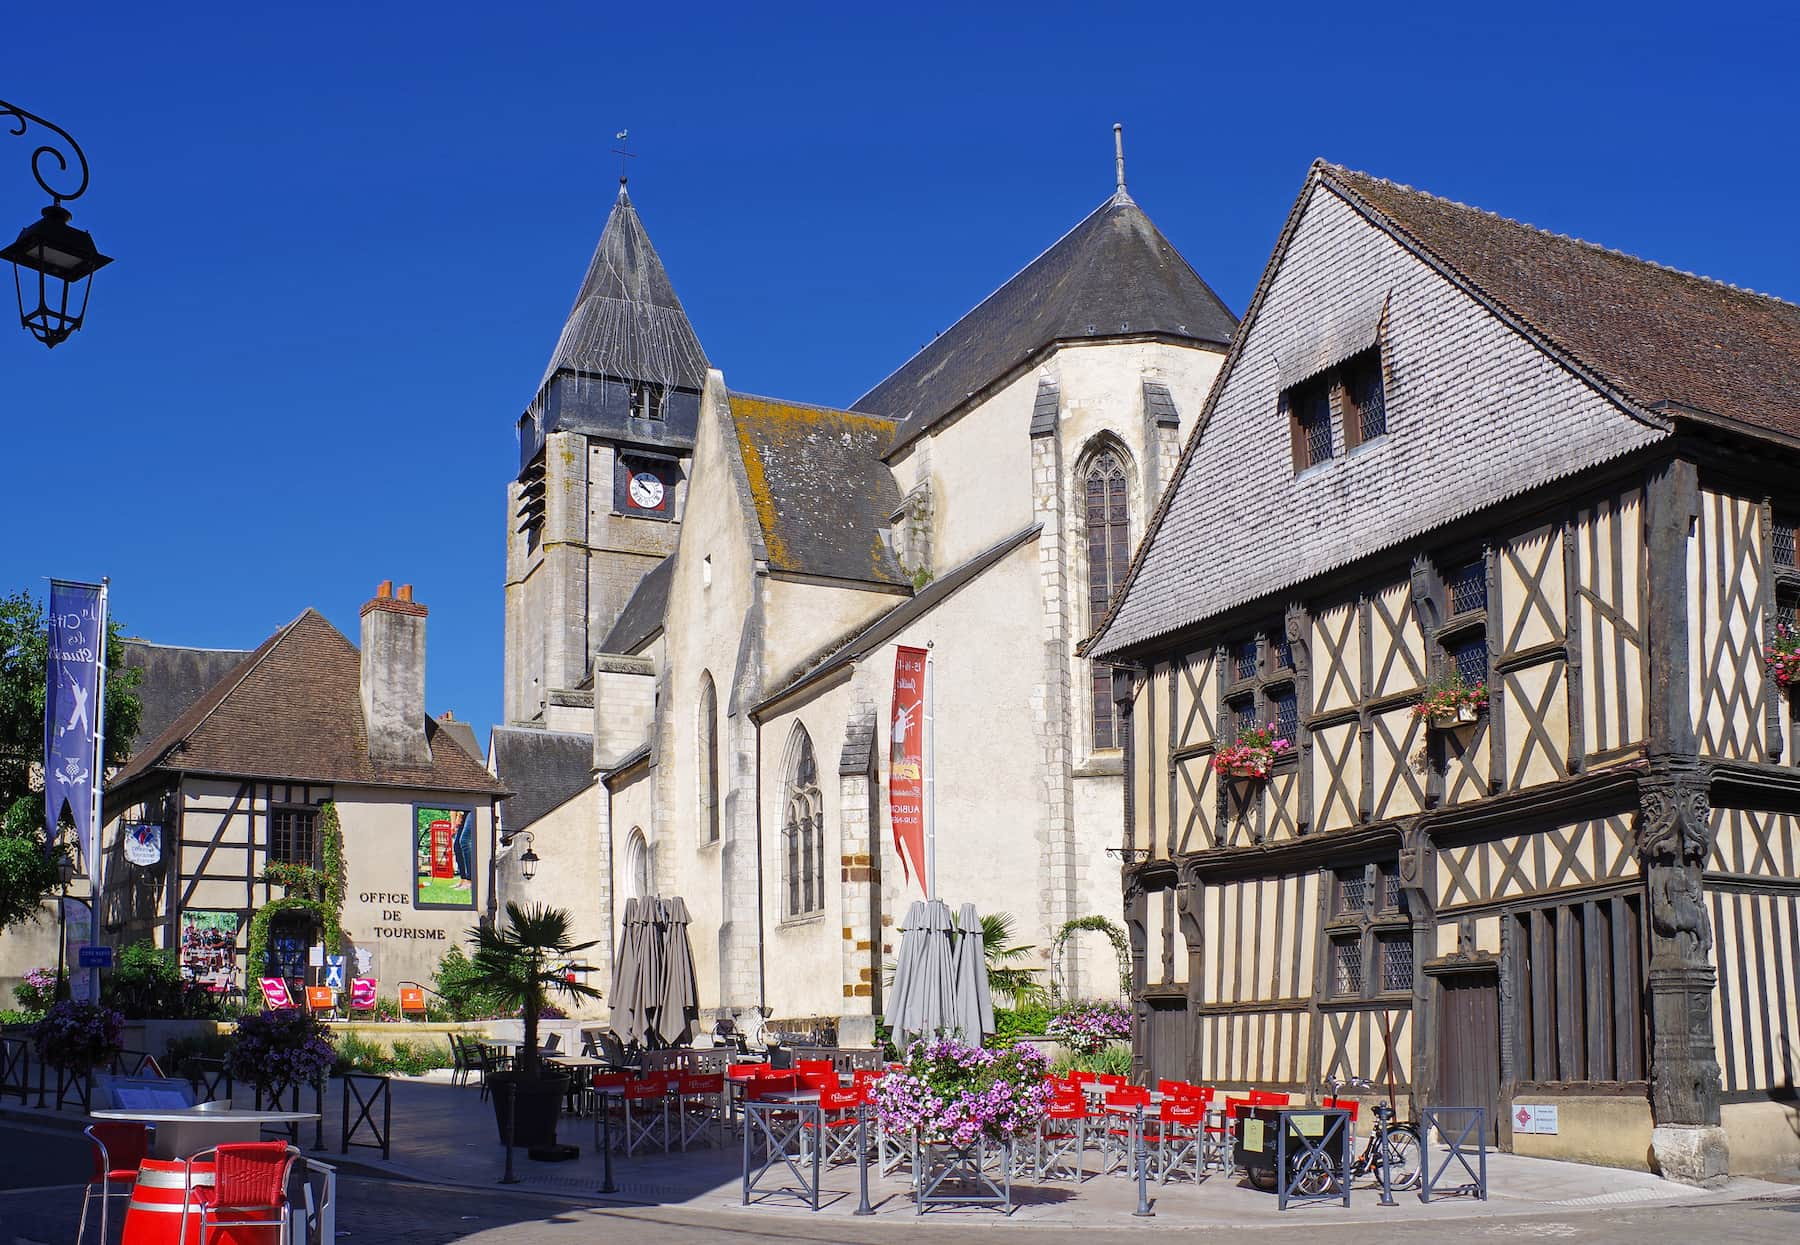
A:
[414,805,475,908]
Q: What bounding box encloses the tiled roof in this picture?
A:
[1090,163,1696,659]
[531,184,708,406]
[490,725,595,833]
[600,553,674,655]
[110,610,505,795]
[1326,166,1800,439]
[117,640,253,754]
[729,393,909,588]
[855,191,1236,454]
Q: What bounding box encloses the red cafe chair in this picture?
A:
[78,1123,148,1245]
[181,1141,299,1245]
[675,1072,725,1151]
[1155,1099,1208,1185]
[798,1086,863,1165]
[1097,1085,1152,1176]
[621,1075,671,1155]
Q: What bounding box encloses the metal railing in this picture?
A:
[1418,1106,1488,1202]
[340,1073,392,1160]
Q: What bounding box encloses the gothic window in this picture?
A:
[698,673,720,845]
[783,727,824,918]
[625,828,650,901]
[1085,448,1131,751]
[269,807,318,866]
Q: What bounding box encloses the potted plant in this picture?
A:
[466,902,600,1153]
[1412,672,1489,728]
[1767,623,1800,688]
[226,1008,336,1103]
[1212,723,1291,781]
[32,999,124,1109]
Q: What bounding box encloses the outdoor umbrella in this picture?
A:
[886,897,958,1047]
[655,896,699,1045]
[949,902,994,1043]
[609,896,649,1045]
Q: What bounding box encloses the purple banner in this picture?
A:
[45,580,106,876]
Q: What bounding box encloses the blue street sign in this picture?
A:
[324,956,346,989]
[78,945,112,968]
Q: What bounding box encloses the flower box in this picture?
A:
[1767,625,1800,687]
[1212,724,1292,782]
[1414,676,1488,729]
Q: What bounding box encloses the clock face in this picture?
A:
[627,469,665,510]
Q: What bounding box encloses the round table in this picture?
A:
[92,1106,319,1245]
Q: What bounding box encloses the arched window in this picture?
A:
[698,673,720,844]
[1085,448,1131,749]
[625,828,651,900]
[782,726,823,917]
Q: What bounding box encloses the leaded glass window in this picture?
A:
[1447,560,1488,616]
[1295,379,1333,468]
[1085,450,1130,750]
[1331,936,1363,996]
[1452,636,1489,686]
[1272,685,1298,745]
[783,728,823,917]
[1775,518,1796,568]
[1235,639,1259,682]
[1379,933,1414,994]
[1346,350,1386,442]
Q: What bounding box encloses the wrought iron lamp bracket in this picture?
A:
[1,100,91,205]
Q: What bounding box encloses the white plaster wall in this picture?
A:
[763,578,901,685]
[909,368,1040,570]
[491,782,605,1016]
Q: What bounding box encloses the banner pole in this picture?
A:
[924,647,935,902]
[87,579,108,1003]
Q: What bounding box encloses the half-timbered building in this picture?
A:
[1088,162,1800,1181]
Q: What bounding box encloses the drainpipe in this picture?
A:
[755,720,767,1017]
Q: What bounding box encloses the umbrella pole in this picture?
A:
[925,646,936,902]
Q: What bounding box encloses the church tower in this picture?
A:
[504,181,707,727]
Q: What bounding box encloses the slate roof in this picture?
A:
[117,640,252,754]
[490,725,596,834]
[1091,162,1734,659]
[599,554,674,655]
[729,393,909,587]
[436,717,481,764]
[1326,166,1800,440]
[855,190,1237,454]
[110,610,505,795]
[531,183,708,405]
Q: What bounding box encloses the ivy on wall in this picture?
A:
[246,801,349,974]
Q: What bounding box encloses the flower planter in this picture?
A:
[913,1136,1013,1214]
[1429,703,1483,729]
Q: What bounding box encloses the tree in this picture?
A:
[465,902,600,1079]
[980,911,1046,1008]
[0,589,143,929]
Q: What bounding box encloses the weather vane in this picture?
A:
[612,129,635,185]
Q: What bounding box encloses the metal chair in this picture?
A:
[621,1075,671,1155]
[674,1072,724,1150]
[78,1123,148,1245]
[1096,1086,1152,1176]
[1155,1099,1207,1185]
[180,1141,299,1245]
[447,1035,475,1088]
[798,1086,863,1166]
[1033,1096,1089,1181]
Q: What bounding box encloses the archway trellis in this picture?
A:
[1049,915,1131,1002]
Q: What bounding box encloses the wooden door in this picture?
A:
[1145,997,1193,1085]
[1435,969,1500,1143]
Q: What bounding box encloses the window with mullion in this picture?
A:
[270,808,318,866]
[1452,635,1489,686]
[1446,560,1488,616]
[1296,380,1333,468]
[1271,684,1298,744]
[1345,350,1387,442]
[1085,451,1130,751]
[1775,516,1797,569]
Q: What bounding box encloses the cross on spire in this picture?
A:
[613,129,636,189]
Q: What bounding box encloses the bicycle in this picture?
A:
[1289,1075,1423,1195]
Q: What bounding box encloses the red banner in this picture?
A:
[889,646,928,888]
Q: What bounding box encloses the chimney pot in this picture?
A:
[398,584,413,603]
[377,580,393,599]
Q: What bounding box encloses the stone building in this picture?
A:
[494,152,1238,1040]
[1089,161,1800,1179]
[8,583,509,999]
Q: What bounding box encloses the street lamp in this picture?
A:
[2,99,110,347]
[514,832,541,882]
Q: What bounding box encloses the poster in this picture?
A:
[889,646,928,888]
[414,805,475,908]
[180,910,240,993]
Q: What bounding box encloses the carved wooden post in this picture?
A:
[1409,556,1446,808]
[1176,861,1205,1083]
[1286,604,1313,834]
[1125,875,1150,1084]
[1636,766,1727,1184]
[1397,819,1436,1104]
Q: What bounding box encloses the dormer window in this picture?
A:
[1286,346,1388,472]
[629,381,666,421]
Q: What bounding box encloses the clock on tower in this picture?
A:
[616,455,676,519]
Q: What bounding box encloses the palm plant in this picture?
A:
[980,911,1046,1008]
[465,902,600,1079]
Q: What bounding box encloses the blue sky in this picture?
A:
[2,2,1795,746]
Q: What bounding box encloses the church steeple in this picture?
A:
[525,183,708,430]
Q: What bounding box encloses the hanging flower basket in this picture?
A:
[1767,624,1800,688]
[1212,724,1291,781]
[1413,675,1488,729]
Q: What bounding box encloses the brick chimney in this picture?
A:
[361,581,430,766]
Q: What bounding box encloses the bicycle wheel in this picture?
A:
[1291,1150,1338,1197]
[1377,1125,1423,1190]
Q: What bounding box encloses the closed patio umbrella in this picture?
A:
[886,898,957,1048]
[655,896,699,1045]
[949,903,994,1043]
[609,896,649,1045]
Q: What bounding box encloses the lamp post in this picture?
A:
[508,830,540,882]
[1,99,110,347]
[53,848,76,1001]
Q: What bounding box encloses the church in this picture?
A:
[492,137,1237,1043]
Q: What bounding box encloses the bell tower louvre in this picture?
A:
[503,178,707,728]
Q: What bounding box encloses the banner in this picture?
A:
[889,646,928,888]
[45,580,106,876]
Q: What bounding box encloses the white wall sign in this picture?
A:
[1512,1103,1559,1135]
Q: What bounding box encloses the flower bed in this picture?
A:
[872,1038,1052,1147]
[1413,674,1488,726]
[1045,1001,1131,1058]
[1212,724,1291,780]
